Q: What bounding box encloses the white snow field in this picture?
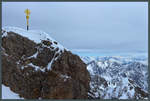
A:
[2,85,23,99]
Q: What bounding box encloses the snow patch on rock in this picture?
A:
[2,85,24,99]
[2,26,65,52]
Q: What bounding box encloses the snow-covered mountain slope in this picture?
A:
[3,27,63,47]
[81,56,149,99]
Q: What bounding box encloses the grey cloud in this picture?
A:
[2,2,148,52]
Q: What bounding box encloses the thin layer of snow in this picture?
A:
[2,26,65,52]
[46,47,62,70]
[80,56,95,64]
[3,27,52,43]
[28,51,38,59]
[97,61,108,69]
[28,63,45,72]
[2,31,7,37]
[119,94,128,99]
[60,74,71,79]
[139,60,148,65]
[2,85,24,99]
[47,58,54,70]
[60,74,71,82]
[2,26,66,71]
[87,65,94,75]
[109,58,122,64]
[129,88,135,97]
[122,77,129,85]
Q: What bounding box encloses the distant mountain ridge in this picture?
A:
[81,56,149,99]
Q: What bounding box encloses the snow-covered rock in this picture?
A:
[81,56,148,99]
[2,26,65,71]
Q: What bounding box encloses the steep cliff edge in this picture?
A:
[2,27,90,99]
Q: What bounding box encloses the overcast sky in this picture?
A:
[2,2,148,52]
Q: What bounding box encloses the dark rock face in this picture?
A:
[2,30,90,99]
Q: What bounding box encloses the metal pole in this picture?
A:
[27,18,29,31]
[27,25,29,31]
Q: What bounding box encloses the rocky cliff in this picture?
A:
[2,27,90,99]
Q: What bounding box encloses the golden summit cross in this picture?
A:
[24,9,31,30]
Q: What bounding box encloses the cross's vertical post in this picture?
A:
[24,9,30,31]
